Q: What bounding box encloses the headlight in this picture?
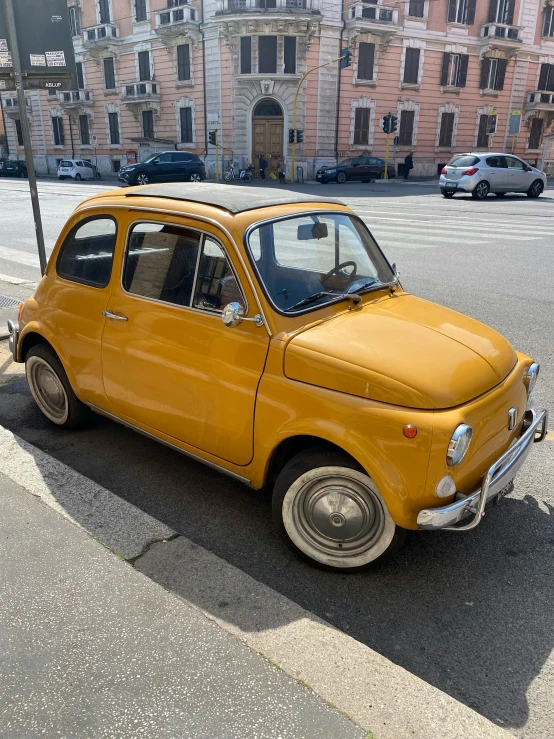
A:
[525,363,539,395]
[447,424,473,466]
[326,169,337,174]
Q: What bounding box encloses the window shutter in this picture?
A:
[544,7,553,36]
[99,0,110,24]
[538,64,549,90]
[506,0,515,25]
[466,0,476,24]
[458,54,469,87]
[529,118,543,149]
[439,113,454,147]
[258,36,277,74]
[494,58,507,90]
[76,62,84,90]
[488,0,498,23]
[439,113,448,146]
[138,51,150,81]
[548,65,554,92]
[477,114,488,147]
[136,0,147,22]
[177,44,191,81]
[403,48,420,84]
[354,109,370,145]
[79,115,90,145]
[240,37,251,74]
[104,57,115,89]
[447,0,457,22]
[358,43,375,81]
[440,52,450,85]
[409,0,424,17]
[59,118,64,145]
[399,110,414,145]
[480,57,490,89]
[180,107,193,143]
[284,36,296,74]
[15,119,23,146]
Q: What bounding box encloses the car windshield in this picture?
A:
[447,155,480,167]
[247,213,395,314]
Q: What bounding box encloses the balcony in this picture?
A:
[347,1,399,35]
[526,90,554,114]
[1,95,31,118]
[82,23,121,47]
[215,0,320,17]
[155,6,200,39]
[122,81,161,104]
[480,23,522,53]
[58,90,93,110]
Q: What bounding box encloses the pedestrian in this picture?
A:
[259,153,268,181]
[403,152,414,181]
[278,159,286,185]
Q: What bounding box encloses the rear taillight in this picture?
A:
[441,167,447,174]
[18,302,23,321]
[462,167,478,176]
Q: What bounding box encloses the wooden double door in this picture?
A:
[252,119,283,179]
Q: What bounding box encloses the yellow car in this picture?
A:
[8,184,548,571]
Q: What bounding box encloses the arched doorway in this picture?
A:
[252,98,283,179]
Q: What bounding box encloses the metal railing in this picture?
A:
[349,1,398,24]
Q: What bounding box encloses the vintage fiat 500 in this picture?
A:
[8,184,547,571]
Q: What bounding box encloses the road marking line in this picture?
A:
[0,273,33,285]
[0,246,41,269]
[355,213,554,234]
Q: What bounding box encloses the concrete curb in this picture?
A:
[0,424,511,739]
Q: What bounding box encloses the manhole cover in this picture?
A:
[0,295,20,308]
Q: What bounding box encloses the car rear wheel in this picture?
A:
[472,181,490,200]
[527,179,544,198]
[25,344,88,429]
[189,172,202,182]
[441,189,454,198]
[74,173,82,181]
[336,172,347,184]
[136,173,150,185]
[272,448,404,572]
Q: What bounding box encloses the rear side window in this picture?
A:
[57,217,117,288]
[447,155,479,167]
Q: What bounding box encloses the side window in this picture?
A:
[193,238,243,313]
[506,157,525,170]
[123,223,201,306]
[486,156,506,168]
[57,217,116,288]
[156,153,172,163]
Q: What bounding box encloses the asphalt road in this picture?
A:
[0,177,553,738]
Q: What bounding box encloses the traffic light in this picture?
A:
[390,115,398,133]
[208,130,217,145]
[289,128,296,144]
[382,114,391,134]
[340,49,351,68]
[296,129,304,144]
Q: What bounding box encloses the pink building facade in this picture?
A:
[1,0,554,177]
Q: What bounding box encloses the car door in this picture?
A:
[170,152,192,181]
[349,157,365,181]
[100,214,270,466]
[484,156,509,191]
[367,157,383,178]
[149,152,175,182]
[505,156,530,192]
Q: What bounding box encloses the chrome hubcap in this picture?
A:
[137,175,148,184]
[532,182,542,195]
[29,359,68,421]
[477,183,487,197]
[191,174,200,182]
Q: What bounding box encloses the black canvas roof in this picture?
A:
[124,183,345,213]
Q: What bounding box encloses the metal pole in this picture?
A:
[383,116,390,180]
[3,0,47,275]
[215,130,219,184]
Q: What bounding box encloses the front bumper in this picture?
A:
[417,408,548,531]
[7,319,19,362]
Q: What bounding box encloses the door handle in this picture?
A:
[102,310,128,321]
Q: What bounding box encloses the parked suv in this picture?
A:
[58,159,97,181]
[440,153,546,199]
[317,156,395,184]
[2,159,27,178]
[118,151,205,186]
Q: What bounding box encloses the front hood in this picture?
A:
[284,294,517,409]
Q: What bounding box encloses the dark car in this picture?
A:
[118,151,205,186]
[316,156,395,184]
[2,159,27,178]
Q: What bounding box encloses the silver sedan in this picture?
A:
[439,153,547,200]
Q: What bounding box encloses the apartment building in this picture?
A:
[1,0,553,178]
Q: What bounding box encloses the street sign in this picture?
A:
[394,135,399,146]
[509,111,521,135]
[91,135,98,148]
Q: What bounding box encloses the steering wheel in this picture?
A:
[322,260,357,286]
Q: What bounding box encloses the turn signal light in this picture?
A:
[462,167,478,176]
[441,167,447,174]
[403,424,418,439]
[18,303,23,321]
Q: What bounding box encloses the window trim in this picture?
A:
[56,215,118,289]
[121,220,248,317]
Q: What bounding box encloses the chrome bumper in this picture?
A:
[417,408,548,531]
[7,319,19,362]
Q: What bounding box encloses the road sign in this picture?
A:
[509,112,521,136]
[394,135,399,146]
[91,135,98,148]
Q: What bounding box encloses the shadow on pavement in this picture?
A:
[1,351,553,735]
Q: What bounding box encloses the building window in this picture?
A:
[477,113,495,147]
[544,6,554,37]
[138,51,151,81]
[15,119,23,146]
[104,57,116,89]
[98,0,110,24]
[177,44,191,81]
[135,0,147,22]
[403,48,420,85]
[284,36,296,74]
[76,62,85,90]
[180,107,193,143]
[538,63,554,91]
[480,57,506,90]
[447,0,476,25]
[108,111,120,145]
[52,116,64,146]
[358,42,375,81]
[489,0,514,25]
[438,112,455,147]
[240,37,251,74]
[353,108,370,145]
[111,159,121,173]
[398,110,415,145]
[440,52,468,87]
[408,0,425,17]
[79,115,90,145]
[48,89,57,97]
[528,117,543,149]
[142,110,154,138]
[258,36,277,74]
[69,6,81,36]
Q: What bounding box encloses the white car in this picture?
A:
[439,153,547,200]
[58,159,96,181]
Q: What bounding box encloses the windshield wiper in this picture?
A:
[346,278,379,294]
[284,291,361,313]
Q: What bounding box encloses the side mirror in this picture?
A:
[152,160,159,165]
[392,262,400,280]
[222,302,245,327]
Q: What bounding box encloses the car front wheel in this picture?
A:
[527,179,544,198]
[272,448,404,572]
[336,172,347,184]
[472,181,490,200]
[135,173,150,185]
[189,172,202,182]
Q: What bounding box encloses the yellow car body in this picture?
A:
[10,184,547,570]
